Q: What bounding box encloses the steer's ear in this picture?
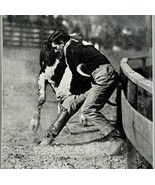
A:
[77,64,91,77]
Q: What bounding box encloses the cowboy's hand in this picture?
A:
[79,113,88,127]
[56,89,71,102]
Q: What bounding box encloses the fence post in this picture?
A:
[39,25,44,47]
[127,79,138,110]
[0,15,2,169]
[126,77,138,168]
[116,84,126,139]
[19,26,23,47]
[141,57,146,72]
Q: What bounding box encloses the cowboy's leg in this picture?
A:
[49,94,87,137]
[81,64,119,136]
[40,94,86,145]
[62,94,87,116]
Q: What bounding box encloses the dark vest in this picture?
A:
[65,41,110,75]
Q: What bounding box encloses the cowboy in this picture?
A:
[40,29,124,155]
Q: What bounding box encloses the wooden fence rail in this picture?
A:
[3,20,54,48]
[119,57,153,168]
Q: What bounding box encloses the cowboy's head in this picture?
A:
[48,29,70,55]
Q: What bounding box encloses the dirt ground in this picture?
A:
[2,47,128,169]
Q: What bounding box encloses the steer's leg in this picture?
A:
[29,105,42,133]
[29,70,47,133]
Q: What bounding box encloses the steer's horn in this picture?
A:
[77,64,91,77]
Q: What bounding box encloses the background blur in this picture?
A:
[3,15,152,50]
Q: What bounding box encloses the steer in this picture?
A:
[29,38,91,133]
[29,35,117,136]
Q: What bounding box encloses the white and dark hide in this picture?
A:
[29,41,91,132]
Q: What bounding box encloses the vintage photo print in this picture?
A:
[1,15,153,169]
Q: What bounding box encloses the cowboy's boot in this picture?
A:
[104,129,125,156]
[40,108,70,146]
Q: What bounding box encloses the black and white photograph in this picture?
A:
[0,15,153,170]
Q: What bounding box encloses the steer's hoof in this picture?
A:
[32,137,42,145]
[29,119,40,133]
